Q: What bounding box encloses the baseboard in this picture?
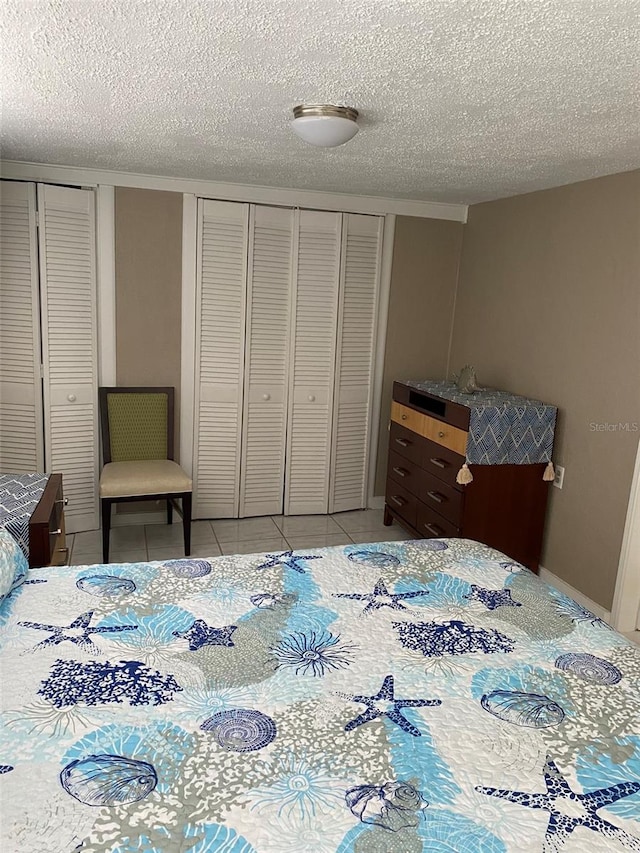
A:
[368,495,385,510]
[539,566,611,623]
[111,511,167,527]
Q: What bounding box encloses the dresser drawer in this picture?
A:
[385,478,418,529]
[391,401,468,456]
[389,421,424,466]
[420,413,468,455]
[391,401,425,435]
[388,450,421,495]
[420,469,464,525]
[416,500,460,539]
[421,437,465,490]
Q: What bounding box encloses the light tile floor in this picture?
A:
[67,509,416,565]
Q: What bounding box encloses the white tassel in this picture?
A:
[456,463,474,485]
[543,461,555,482]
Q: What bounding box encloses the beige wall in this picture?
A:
[374,216,464,494]
[449,170,640,609]
[115,187,183,449]
[114,187,183,513]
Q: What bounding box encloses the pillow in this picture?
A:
[0,527,28,605]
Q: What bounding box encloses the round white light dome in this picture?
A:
[291,105,359,148]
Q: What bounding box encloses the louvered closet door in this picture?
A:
[285,210,341,515]
[239,206,293,517]
[193,200,249,518]
[0,181,44,473]
[329,214,382,512]
[38,185,99,533]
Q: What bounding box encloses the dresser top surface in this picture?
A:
[403,380,557,414]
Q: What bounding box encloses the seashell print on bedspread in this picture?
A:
[1,537,639,852]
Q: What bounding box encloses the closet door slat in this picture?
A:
[193,200,248,518]
[285,210,341,515]
[239,205,293,517]
[0,181,44,473]
[39,184,99,533]
[329,214,382,512]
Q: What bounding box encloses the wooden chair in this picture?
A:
[99,387,192,563]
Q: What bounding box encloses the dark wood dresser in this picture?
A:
[384,382,554,572]
[29,473,68,568]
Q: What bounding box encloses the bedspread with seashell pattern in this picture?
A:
[1,538,639,852]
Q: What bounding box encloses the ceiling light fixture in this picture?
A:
[291,104,359,148]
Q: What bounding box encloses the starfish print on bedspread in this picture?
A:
[476,756,640,851]
[333,578,430,615]
[465,585,522,611]
[172,619,237,651]
[341,674,441,737]
[19,610,137,653]
[255,550,321,574]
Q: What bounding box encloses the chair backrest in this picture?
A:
[99,387,174,464]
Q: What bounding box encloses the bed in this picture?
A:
[1,531,639,852]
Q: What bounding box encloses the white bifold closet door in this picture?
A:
[239,205,293,517]
[193,200,249,518]
[284,210,341,515]
[191,201,383,519]
[0,181,44,472]
[38,185,99,533]
[329,214,382,512]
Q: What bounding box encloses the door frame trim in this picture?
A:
[611,437,640,631]
[367,214,395,509]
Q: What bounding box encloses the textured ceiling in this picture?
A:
[2,0,639,203]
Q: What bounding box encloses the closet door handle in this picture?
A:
[392,466,409,478]
[395,438,410,448]
[262,393,271,401]
[429,457,448,469]
[390,495,406,507]
[427,490,445,504]
[56,498,69,506]
[424,522,443,536]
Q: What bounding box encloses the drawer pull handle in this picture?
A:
[56,498,69,506]
[67,394,76,403]
[391,495,406,507]
[427,490,445,503]
[424,522,443,536]
[308,394,316,402]
[401,414,408,420]
[429,457,448,469]
[438,430,445,438]
[395,438,410,447]
[262,393,271,401]
[392,466,409,478]
[53,546,70,566]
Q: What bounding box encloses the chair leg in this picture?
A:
[101,499,112,563]
[167,499,173,525]
[182,492,192,556]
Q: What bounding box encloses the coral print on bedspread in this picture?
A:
[1,539,639,852]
